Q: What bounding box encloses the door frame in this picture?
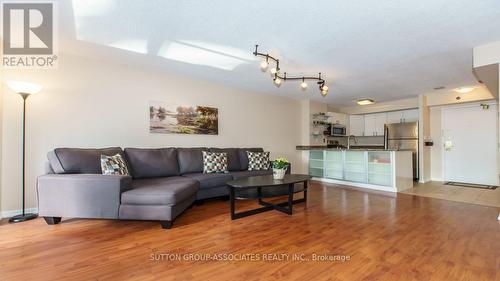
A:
[441,101,499,185]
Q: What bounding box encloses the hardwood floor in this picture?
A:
[0,181,499,281]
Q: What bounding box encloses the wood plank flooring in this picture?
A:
[0,181,499,281]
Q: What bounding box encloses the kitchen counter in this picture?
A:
[306,149,413,192]
[296,145,394,151]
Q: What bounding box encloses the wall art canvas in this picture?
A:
[149,101,218,135]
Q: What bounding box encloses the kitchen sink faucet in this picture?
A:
[347,135,358,149]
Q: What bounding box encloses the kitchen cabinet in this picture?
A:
[349,109,418,136]
[309,150,324,178]
[349,115,365,136]
[386,109,419,124]
[402,109,418,123]
[364,113,387,136]
[363,114,376,136]
[308,149,414,192]
[327,112,347,125]
[386,111,403,124]
[374,113,387,136]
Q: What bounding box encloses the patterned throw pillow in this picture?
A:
[101,154,129,175]
[202,151,228,173]
[247,151,270,171]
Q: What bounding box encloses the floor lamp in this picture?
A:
[6,81,42,223]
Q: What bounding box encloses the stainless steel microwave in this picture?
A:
[331,125,346,136]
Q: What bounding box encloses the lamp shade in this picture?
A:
[6,81,42,95]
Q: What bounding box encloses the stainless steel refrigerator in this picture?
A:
[384,122,419,180]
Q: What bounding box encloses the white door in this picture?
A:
[386,111,403,124]
[402,109,419,123]
[364,114,376,136]
[349,115,365,136]
[374,113,387,136]
[442,104,498,185]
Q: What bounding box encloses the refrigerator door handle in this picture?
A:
[384,125,388,150]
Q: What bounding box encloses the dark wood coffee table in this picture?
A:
[226,174,311,220]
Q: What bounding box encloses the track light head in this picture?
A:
[273,77,282,87]
[260,60,269,72]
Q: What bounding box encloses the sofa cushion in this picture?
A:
[48,147,125,174]
[181,172,233,189]
[178,148,206,174]
[209,148,241,171]
[229,170,273,180]
[121,177,199,205]
[124,148,179,179]
[238,148,264,171]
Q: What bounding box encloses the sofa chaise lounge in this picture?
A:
[37,147,289,229]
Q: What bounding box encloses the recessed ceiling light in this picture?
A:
[357,99,375,106]
[433,86,445,90]
[454,87,475,94]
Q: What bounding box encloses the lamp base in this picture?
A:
[9,213,38,223]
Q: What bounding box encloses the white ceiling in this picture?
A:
[58,0,500,106]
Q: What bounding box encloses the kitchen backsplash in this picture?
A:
[328,136,384,146]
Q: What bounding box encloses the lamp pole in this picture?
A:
[9,93,38,223]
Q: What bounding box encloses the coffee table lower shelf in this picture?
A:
[229,182,308,220]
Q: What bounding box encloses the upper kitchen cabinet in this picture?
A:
[360,113,387,136]
[327,112,347,125]
[386,109,419,124]
[402,109,418,123]
[348,109,418,136]
[349,115,365,136]
[386,111,403,124]
[363,114,376,136]
[374,113,387,135]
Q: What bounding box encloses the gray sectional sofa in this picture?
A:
[37,147,288,229]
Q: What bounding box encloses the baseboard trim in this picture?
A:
[0,208,38,219]
[312,177,398,193]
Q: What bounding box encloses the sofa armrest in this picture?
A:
[37,174,132,219]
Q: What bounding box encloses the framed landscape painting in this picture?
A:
[149,101,219,135]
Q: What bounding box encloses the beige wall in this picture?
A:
[418,95,431,182]
[1,54,304,215]
[297,99,328,173]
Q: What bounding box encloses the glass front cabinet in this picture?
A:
[308,150,394,187]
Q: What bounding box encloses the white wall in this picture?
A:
[1,54,303,214]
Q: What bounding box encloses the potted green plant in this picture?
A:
[272,157,289,180]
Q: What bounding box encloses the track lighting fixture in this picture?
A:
[253,44,329,97]
[273,77,282,87]
[260,55,269,72]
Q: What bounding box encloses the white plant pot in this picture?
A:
[273,168,287,180]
